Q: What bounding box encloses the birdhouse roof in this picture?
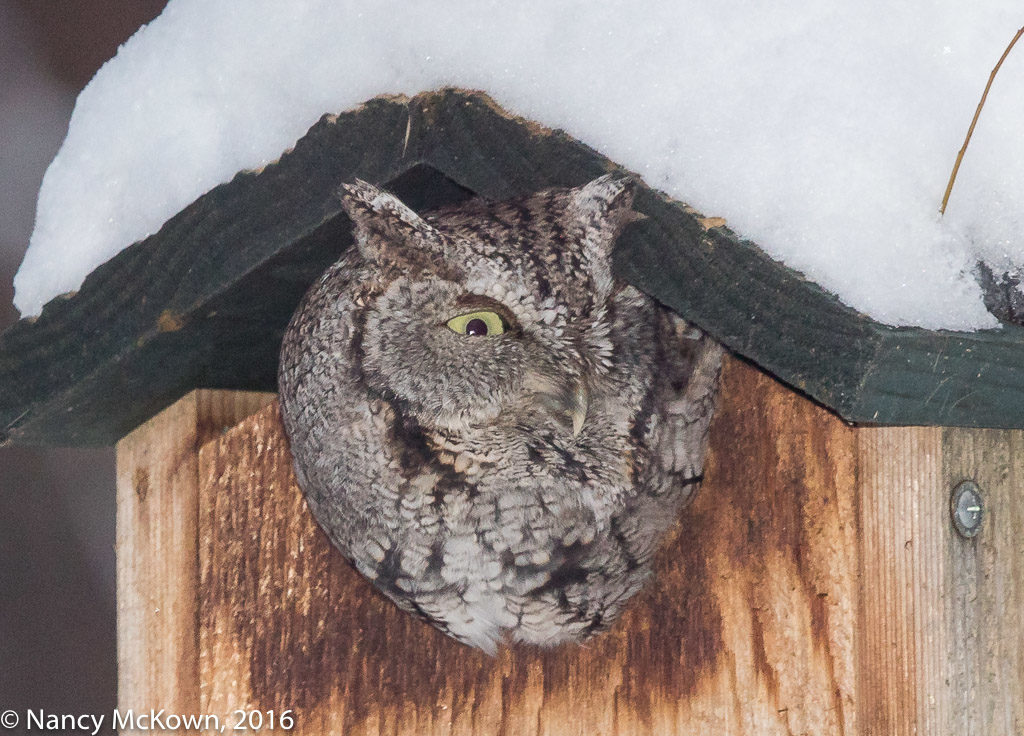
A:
[2,89,1024,446]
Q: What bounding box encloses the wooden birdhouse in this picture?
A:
[1,89,1022,736]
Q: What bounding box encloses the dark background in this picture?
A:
[0,0,166,716]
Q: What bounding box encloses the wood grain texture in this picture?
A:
[941,429,1024,735]
[857,427,945,735]
[197,358,859,735]
[5,90,1024,448]
[856,427,1024,736]
[116,390,274,732]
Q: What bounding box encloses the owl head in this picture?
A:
[336,174,638,439]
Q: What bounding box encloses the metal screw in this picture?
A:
[950,480,984,538]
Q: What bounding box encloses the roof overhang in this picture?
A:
[3,88,1023,446]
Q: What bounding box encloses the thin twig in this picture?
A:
[940,25,1024,215]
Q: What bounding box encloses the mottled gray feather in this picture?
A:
[278,175,722,653]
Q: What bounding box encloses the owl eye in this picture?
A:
[446,310,506,337]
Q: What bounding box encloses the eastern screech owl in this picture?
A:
[278,174,722,653]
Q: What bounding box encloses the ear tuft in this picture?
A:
[338,179,435,263]
[339,179,426,230]
[572,174,637,219]
[562,174,639,299]
[568,174,640,272]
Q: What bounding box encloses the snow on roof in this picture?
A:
[12,0,1024,330]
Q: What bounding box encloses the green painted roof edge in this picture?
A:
[2,88,1022,446]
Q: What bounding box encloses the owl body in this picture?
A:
[278,176,721,653]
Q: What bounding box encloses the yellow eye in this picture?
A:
[446,310,506,336]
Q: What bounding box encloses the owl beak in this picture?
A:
[569,381,588,437]
[550,379,589,437]
[528,371,589,437]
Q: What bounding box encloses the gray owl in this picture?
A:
[278,174,722,653]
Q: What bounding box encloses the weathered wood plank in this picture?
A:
[4,89,1024,448]
[118,364,1024,734]
[856,426,1024,736]
[856,427,946,735]
[196,357,859,735]
[941,429,1024,736]
[695,354,858,736]
[116,390,273,733]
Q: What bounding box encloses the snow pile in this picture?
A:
[13,0,1024,330]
